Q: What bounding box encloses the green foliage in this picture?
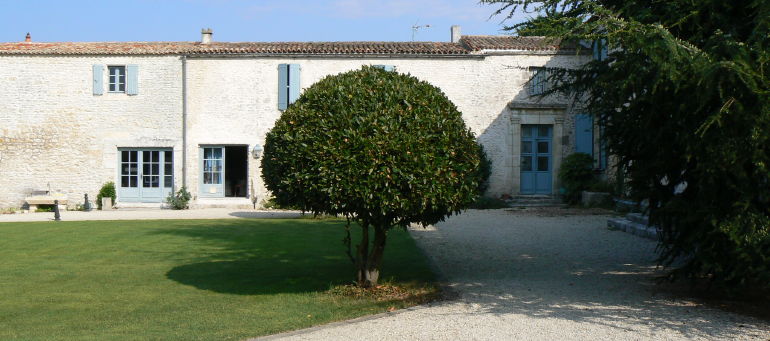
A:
[476,144,492,196]
[262,66,481,286]
[34,206,54,213]
[165,186,192,210]
[485,0,770,294]
[470,196,510,209]
[96,182,116,210]
[1,207,18,214]
[260,196,302,210]
[558,153,595,204]
[587,179,615,194]
[262,66,481,227]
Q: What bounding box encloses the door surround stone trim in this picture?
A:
[507,102,567,195]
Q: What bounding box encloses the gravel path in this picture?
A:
[266,209,770,340]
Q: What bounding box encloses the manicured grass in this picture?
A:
[0,218,436,340]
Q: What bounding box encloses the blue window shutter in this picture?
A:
[278,64,288,110]
[92,64,103,95]
[288,64,301,105]
[126,64,139,95]
[575,114,594,156]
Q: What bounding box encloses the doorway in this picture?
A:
[199,145,248,198]
[225,146,248,197]
[118,148,173,203]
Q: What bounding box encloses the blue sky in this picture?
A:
[0,0,528,43]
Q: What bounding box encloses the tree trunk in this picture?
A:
[356,223,388,288]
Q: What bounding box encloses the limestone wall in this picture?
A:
[0,56,183,208]
[0,52,591,209]
[185,53,591,203]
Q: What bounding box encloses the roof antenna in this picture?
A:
[411,21,431,41]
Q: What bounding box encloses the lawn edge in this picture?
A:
[247,225,460,341]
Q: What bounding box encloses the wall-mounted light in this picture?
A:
[252,144,263,159]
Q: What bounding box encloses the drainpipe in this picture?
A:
[181,55,188,189]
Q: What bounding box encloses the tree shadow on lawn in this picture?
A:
[153,219,431,295]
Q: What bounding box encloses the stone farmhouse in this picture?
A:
[0,27,604,209]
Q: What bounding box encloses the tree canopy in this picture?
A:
[261,66,482,286]
[484,0,770,294]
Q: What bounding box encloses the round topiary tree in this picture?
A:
[262,66,482,287]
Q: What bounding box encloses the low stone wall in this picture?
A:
[581,191,611,206]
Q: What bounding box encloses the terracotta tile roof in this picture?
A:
[0,42,197,55]
[192,41,469,55]
[0,36,570,55]
[0,41,467,56]
[460,35,574,52]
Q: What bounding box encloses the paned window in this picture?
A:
[109,66,126,93]
[528,67,547,95]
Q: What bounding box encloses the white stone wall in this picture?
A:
[186,53,591,203]
[0,56,183,209]
[0,52,591,209]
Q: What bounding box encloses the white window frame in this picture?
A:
[108,65,126,93]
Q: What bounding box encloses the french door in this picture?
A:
[520,125,553,194]
[118,149,173,202]
[199,146,225,197]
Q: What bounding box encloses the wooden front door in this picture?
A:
[520,125,553,194]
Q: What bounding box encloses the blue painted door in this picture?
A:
[118,149,173,203]
[200,147,225,197]
[520,125,553,194]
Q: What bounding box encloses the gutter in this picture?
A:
[475,49,590,56]
[181,55,188,189]
[182,53,485,59]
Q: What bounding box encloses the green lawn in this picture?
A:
[0,218,436,340]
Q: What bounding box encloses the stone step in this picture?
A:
[626,212,649,225]
[508,195,565,208]
[607,218,660,240]
[508,202,567,208]
[508,200,561,204]
[114,202,167,210]
[192,197,255,209]
[614,198,641,211]
[512,195,553,200]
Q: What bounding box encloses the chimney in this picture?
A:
[450,25,461,43]
[201,28,213,44]
[24,33,31,43]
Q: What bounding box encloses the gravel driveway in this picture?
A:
[266,209,770,340]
